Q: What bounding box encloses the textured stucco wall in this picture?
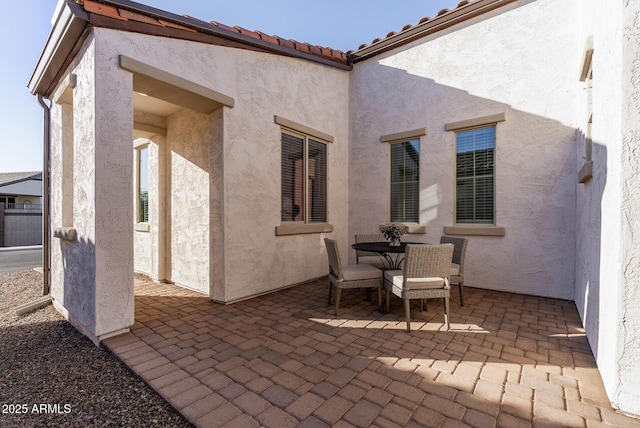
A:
[101,29,350,302]
[48,33,134,342]
[167,109,211,295]
[350,0,579,300]
[573,0,640,416]
[574,0,622,407]
[618,0,640,414]
[52,37,98,337]
[219,47,350,301]
[92,33,135,338]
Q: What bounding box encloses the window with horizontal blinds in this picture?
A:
[390,140,419,223]
[456,126,494,224]
[281,132,327,223]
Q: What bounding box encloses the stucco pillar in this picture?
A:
[52,37,134,344]
[91,40,135,341]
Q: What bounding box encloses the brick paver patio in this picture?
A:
[103,278,640,427]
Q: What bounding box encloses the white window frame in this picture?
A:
[134,140,150,230]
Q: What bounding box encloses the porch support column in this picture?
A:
[92,44,134,341]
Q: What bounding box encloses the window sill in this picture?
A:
[382,223,427,234]
[578,160,593,183]
[135,223,150,232]
[54,227,77,241]
[444,224,505,237]
[276,223,334,236]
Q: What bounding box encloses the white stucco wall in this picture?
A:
[217,46,350,302]
[98,29,349,302]
[618,0,640,414]
[574,0,640,416]
[48,33,134,343]
[350,0,580,300]
[167,109,212,295]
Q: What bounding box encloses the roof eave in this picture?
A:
[97,0,351,70]
[28,1,89,97]
[348,0,517,63]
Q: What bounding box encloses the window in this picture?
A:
[137,145,149,223]
[585,62,593,162]
[0,196,16,208]
[390,140,419,223]
[455,126,495,224]
[281,131,327,224]
[578,40,594,183]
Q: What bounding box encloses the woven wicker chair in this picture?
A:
[439,236,468,306]
[355,233,389,270]
[324,238,383,316]
[384,243,454,331]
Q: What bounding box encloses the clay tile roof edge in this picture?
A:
[349,0,516,63]
[93,0,350,69]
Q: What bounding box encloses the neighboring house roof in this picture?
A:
[29,0,513,97]
[0,171,42,188]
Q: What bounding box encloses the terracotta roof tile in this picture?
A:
[74,0,484,65]
[256,31,279,45]
[84,0,127,21]
[277,38,296,50]
[234,26,261,40]
[118,8,160,26]
[309,45,322,56]
[157,19,197,32]
[291,40,311,53]
[209,21,240,34]
[355,0,478,53]
[75,1,348,65]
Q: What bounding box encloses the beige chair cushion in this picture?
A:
[384,270,404,297]
[342,264,382,281]
[385,269,446,296]
[450,262,460,276]
[357,255,389,270]
[406,277,446,290]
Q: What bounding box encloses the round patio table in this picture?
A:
[351,241,424,270]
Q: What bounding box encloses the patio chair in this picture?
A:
[439,235,468,306]
[324,238,383,316]
[384,243,454,331]
[355,233,389,270]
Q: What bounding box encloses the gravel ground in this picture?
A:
[0,269,192,428]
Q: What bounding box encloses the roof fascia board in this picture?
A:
[28,1,89,96]
[349,0,517,63]
[99,0,351,70]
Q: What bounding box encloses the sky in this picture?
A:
[0,0,459,173]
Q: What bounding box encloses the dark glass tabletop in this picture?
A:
[351,241,423,253]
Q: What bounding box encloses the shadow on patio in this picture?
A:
[103,278,640,428]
